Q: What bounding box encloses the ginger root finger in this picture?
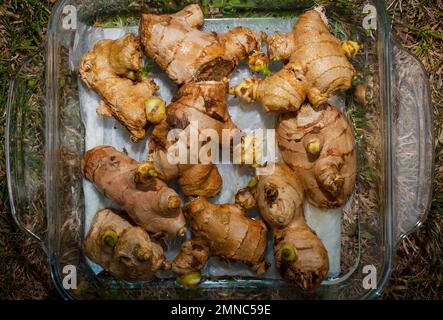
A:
[235,186,257,210]
[81,145,186,239]
[231,9,355,112]
[168,3,205,28]
[140,5,262,84]
[274,220,329,291]
[172,197,269,280]
[177,272,203,287]
[341,40,361,60]
[230,61,309,112]
[84,209,170,281]
[256,163,329,291]
[145,96,167,124]
[79,33,160,142]
[172,238,210,276]
[177,164,223,197]
[314,156,345,197]
[277,103,356,208]
[147,81,237,197]
[266,9,356,108]
[248,50,271,76]
[256,163,304,228]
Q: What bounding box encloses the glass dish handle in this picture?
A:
[391,38,434,244]
[6,43,48,252]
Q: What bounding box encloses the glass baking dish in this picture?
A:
[6,0,434,300]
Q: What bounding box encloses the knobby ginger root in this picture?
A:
[273,219,329,291]
[248,50,271,76]
[140,4,263,84]
[81,146,186,239]
[341,40,361,60]
[235,177,259,210]
[84,209,170,281]
[267,9,356,106]
[146,80,238,197]
[277,103,356,208]
[79,33,163,142]
[256,163,329,291]
[235,186,257,210]
[172,197,269,284]
[256,164,304,228]
[230,61,308,112]
[230,9,355,112]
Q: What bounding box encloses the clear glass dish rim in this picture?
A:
[37,0,395,300]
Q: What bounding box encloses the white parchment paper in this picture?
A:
[72,18,343,280]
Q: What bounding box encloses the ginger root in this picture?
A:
[248,50,271,76]
[341,40,361,60]
[230,9,355,112]
[81,146,186,239]
[140,4,263,84]
[273,219,329,291]
[146,80,238,197]
[172,197,269,283]
[230,61,309,112]
[84,209,170,281]
[79,33,163,142]
[277,103,356,208]
[256,163,329,291]
[235,177,259,210]
[256,164,304,228]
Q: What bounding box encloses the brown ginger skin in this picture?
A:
[277,103,356,208]
[84,209,170,281]
[79,33,159,142]
[256,163,304,228]
[235,187,257,210]
[81,145,186,239]
[256,61,309,112]
[230,61,309,113]
[267,9,356,108]
[231,9,355,112]
[172,197,269,278]
[147,81,238,197]
[273,218,329,291]
[140,4,262,85]
[256,163,329,291]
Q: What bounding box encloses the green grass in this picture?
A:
[0,0,442,299]
[383,0,443,299]
[0,0,55,300]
